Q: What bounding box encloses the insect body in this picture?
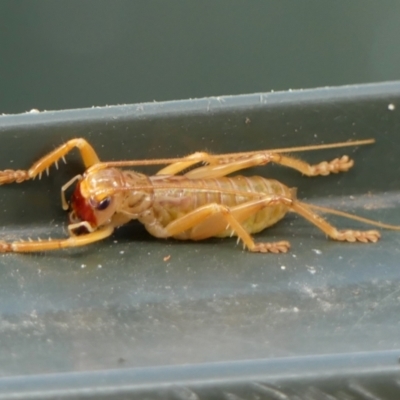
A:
[0,138,398,253]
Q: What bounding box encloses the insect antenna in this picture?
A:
[87,139,375,169]
[249,138,375,155]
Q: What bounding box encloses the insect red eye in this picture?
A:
[95,197,111,211]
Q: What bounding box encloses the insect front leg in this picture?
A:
[0,226,114,253]
[0,138,100,185]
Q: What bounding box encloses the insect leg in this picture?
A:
[184,152,353,180]
[291,201,380,243]
[0,226,114,253]
[0,138,100,185]
[162,200,291,253]
[162,195,381,252]
[156,152,296,177]
[269,153,354,177]
[156,152,218,175]
[228,196,381,246]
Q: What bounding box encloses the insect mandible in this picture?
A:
[0,138,398,253]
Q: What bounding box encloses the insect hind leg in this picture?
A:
[291,201,380,243]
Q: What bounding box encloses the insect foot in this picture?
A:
[311,156,354,176]
[0,169,29,185]
[335,229,381,243]
[250,241,291,253]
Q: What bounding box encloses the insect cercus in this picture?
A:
[0,138,398,253]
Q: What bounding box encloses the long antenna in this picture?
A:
[89,138,375,169]
[265,138,374,154]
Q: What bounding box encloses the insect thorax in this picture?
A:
[119,170,154,216]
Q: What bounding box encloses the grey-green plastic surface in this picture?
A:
[0,82,400,399]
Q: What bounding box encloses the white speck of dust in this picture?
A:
[292,254,297,258]
[307,266,316,274]
[388,103,395,111]
[281,265,286,270]
[81,264,86,269]
[293,307,299,313]
[97,264,102,269]
[251,283,258,288]
[302,286,317,298]
[119,250,125,255]
[312,249,322,255]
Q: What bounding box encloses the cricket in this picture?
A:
[0,137,399,253]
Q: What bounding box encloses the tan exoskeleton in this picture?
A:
[0,138,399,253]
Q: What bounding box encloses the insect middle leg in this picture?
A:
[157,152,353,179]
[0,138,100,185]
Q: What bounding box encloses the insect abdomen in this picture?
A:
[216,176,292,237]
[150,175,293,239]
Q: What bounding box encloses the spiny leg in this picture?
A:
[0,226,114,253]
[157,151,353,179]
[290,201,380,243]
[0,138,100,185]
[162,201,291,253]
[162,194,380,252]
[229,197,381,246]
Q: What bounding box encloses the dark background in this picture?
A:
[1,1,400,114]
